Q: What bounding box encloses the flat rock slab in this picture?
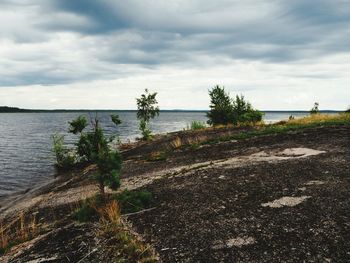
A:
[261,196,311,208]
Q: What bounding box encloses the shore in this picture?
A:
[0,122,349,262]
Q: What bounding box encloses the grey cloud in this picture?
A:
[1,0,350,87]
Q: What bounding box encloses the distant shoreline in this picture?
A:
[0,106,344,114]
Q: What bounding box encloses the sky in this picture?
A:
[0,0,349,110]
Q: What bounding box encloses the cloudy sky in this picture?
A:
[0,0,349,110]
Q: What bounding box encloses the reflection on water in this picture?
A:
[0,111,306,196]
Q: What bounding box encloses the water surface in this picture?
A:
[0,111,307,197]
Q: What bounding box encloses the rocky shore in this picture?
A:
[1,124,349,262]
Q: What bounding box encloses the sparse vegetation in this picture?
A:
[203,113,350,145]
[187,120,207,130]
[136,89,160,140]
[0,212,40,255]
[114,190,152,214]
[147,151,168,162]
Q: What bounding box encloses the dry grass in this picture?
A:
[170,136,182,149]
[286,113,350,125]
[0,212,39,254]
[96,200,158,262]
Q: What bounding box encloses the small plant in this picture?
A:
[136,89,160,140]
[147,151,167,162]
[187,121,206,130]
[114,190,152,213]
[74,194,105,222]
[52,134,76,170]
[310,102,320,114]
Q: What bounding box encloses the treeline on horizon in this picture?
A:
[0,107,348,114]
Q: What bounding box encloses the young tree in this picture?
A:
[310,102,320,114]
[206,86,263,126]
[232,95,263,125]
[65,114,123,197]
[206,85,234,125]
[136,89,160,140]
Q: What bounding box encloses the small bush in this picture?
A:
[74,194,104,222]
[187,121,206,130]
[114,190,152,213]
[52,134,76,170]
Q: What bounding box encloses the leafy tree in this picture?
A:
[207,86,263,126]
[310,102,320,114]
[69,115,88,134]
[136,89,160,140]
[207,85,234,125]
[55,114,123,197]
[232,95,263,125]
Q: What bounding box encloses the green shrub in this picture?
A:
[52,134,76,170]
[232,95,263,125]
[207,85,263,126]
[187,121,206,130]
[114,190,152,213]
[74,194,104,222]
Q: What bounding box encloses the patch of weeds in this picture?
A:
[114,190,152,214]
[97,201,158,262]
[0,212,41,256]
[187,120,207,130]
[73,194,104,222]
[146,151,168,162]
[189,143,200,150]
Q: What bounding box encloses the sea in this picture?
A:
[0,111,312,197]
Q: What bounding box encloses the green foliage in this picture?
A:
[207,86,263,126]
[69,115,88,134]
[95,149,122,193]
[52,134,76,170]
[114,190,152,213]
[310,102,320,114]
[111,114,122,126]
[136,89,160,140]
[187,120,206,130]
[53,114,123,197]
[74,194,104,222]
[207,85,234,125]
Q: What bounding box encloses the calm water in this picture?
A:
[0,111,306,197]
